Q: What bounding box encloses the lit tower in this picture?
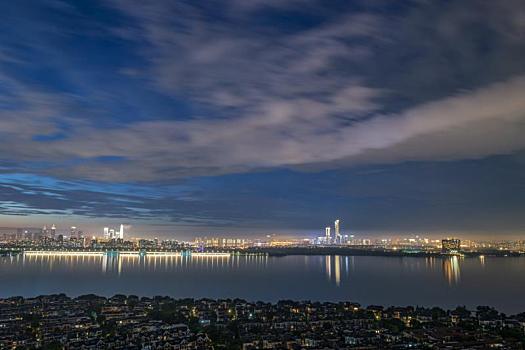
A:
[334,219,341,243]
[325,226,331,243]
[50,224,56,239]
[118,224,124,240]
[103,227,109,239]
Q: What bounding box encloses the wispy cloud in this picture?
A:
[0,0,523,182]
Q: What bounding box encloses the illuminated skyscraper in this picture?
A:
[103,225,125,240]
[325,226,331,241]
[50,224,56,239]
[442,238,461,254]
[334,219,340,242]
[118,224,124,240]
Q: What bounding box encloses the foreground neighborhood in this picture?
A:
[1,295,524,349]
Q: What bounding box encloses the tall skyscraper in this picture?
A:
[50,224,56,239]
[334,219,340,242]
[118,224,124,240]
[102,225,125,239]
[325,226,331,241]
[442,238,461,254]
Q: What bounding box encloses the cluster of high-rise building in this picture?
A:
[318,219,349,245]
[0,225,86,242]
[42,224,85,240]
[441,238,461,254]
[1,224,128,242]
[103,224,125,240]
[194,237,247,248]
[41,224,56,238]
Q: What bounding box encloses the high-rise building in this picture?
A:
[334,219,341,242]
[70,226,77,238]
[103,225,125,240]
[325,226,331,241]
[50,224,56,239]
[442,238,461,254]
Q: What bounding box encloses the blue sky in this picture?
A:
[1,0,525,238]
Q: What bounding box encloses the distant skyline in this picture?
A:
[1,1,525,238]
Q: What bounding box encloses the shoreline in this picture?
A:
[1,247,524,258]
[243,247,524,258]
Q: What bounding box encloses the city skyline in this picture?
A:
[2,219,524,242]
[1,1,525,238]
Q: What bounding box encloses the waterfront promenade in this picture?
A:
[22,250,231,257]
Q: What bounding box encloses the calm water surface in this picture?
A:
[1,254,524,314]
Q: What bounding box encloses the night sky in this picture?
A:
[1,0,525,238]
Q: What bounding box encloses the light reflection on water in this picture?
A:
[324,255,342,286]
[0,253,490,287]
[2,253,525,313]
[15,253,268,276]
[442,256,461,285]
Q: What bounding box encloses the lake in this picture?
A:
[1,253,524,314]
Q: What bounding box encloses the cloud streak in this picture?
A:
[0,0,523,182]
[2,74,525,182]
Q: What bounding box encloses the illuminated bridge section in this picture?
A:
[23,251,231,258]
